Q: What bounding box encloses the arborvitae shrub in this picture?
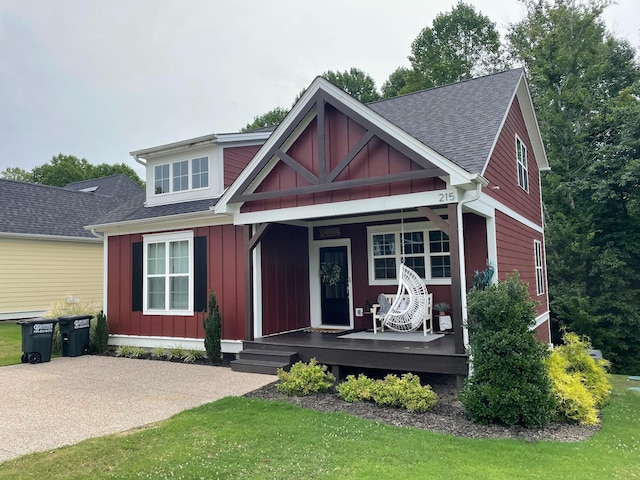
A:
[459,273,555,428]
[203,293,222,363]
[276,359,336,396]
[92,311,109,354]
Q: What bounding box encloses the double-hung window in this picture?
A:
[143,231,194,315]
[153,157,209,194]
[516,136,529,192]
[534,240,544,295]
[368,224,451,285]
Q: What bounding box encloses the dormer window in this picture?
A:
[154,157,209,195]
[516,136,529,192]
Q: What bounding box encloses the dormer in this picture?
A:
[131,131,272,207]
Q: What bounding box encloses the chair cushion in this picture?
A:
[377,293,391,315]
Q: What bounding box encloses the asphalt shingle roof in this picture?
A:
[0,175,144,238]
[368,68,524,173]
[91,197,217,226]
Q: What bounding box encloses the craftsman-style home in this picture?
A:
[88,68,550,378]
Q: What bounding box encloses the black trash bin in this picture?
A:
[18,318,58,364]
[58,314,93,357]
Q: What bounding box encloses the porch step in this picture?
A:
[231,349,299,375]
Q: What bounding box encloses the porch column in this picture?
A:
[447,203,465,354]
[244,223,272,341]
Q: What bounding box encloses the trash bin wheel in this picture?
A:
[28,352,41,364]
[21,353,28,363]
[82,345,90,355]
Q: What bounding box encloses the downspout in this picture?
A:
[456,175,487,350]
[90,228,108,318]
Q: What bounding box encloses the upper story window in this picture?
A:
[516,136,529,192]
[368,224,451,285]
[154,157,209,195]
[534,240,544,295]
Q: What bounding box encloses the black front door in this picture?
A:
[319,246,350,326]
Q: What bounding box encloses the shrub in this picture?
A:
[92,311,109,354]
[151,347,166,360]
[372,373,437,413]
[459,273,554,428]
[166,347,185,361]
[182,349,205,363]
[276,358,336,396]
[116,346,146,358]
[546,351,598,425]
[337,374,376,402]
[204,293,222,363]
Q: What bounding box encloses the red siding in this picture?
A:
[224,145,262,188]
[261,224,310,335]
[106,225,246,341]
[242,105,445,213]
[483,96,543,227]
[463,214,488,290]
[495,211,548,316]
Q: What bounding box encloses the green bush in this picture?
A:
[337,373,437,412]
[166,347,185,361]
[337,374,376,402]
[182,349,205,363]
[92,311,109,354]
[151,347,166,360]
[459,273,555,428]
[372,373,437,413]
[115,346,146,358]
[276,359,336,396]
[204,293,222,363]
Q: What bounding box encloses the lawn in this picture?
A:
[0,322,22,366]
[0,375,637,479]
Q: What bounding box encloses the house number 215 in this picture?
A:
[438,192,456,203]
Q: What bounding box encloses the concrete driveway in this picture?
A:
[0,356,275,463]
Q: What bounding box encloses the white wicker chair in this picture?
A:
[376,264,432,335]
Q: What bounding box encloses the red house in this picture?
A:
[89,69,550,379]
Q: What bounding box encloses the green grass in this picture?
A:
[0,375,638,479]
[0,322,22,366]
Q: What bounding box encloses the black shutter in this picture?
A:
[132,242,143,312]
[194,236,208,312]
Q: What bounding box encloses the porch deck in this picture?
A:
[242,330,468,376]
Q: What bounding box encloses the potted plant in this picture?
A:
[433,302,451,317]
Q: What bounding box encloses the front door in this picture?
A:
[319,246,350,326]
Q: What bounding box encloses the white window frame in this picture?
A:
[516,135,529,193]
[534,240,544,296]
[153,157,209,195]
[143,231,194,316]
[367,223,451,286]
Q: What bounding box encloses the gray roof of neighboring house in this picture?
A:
[368,68,524,173]
[63,174,145,200]
[0,175,144,239]
[91,197,217,226]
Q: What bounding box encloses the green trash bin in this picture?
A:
[58,314,93,357]
[18,318,58,364]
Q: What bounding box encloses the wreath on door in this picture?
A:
[320,262,342,286]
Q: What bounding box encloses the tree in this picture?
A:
[404,1,508,93]
[508,0,640,373]
[321,68,381,103]
[381,67,412,98]
[242,106,289,132]
[203,292,222,363]
[1,153,144,187]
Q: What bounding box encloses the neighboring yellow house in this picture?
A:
[0,175,143,320]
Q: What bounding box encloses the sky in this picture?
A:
[1,0,639,179]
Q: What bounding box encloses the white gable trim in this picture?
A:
[215,78,476,215]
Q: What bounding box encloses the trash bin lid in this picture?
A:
[17,317,58,325]
[58,314,94,321]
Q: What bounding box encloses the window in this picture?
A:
[173,160,189,192]
[153,157,209,194]
[154,164,170,194]
[192,157,209,189]
[369,225,450,284]
[516,136,529,192]
[534,240,544,295]
[143,231,194,315]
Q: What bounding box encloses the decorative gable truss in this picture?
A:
[217,78,479,217]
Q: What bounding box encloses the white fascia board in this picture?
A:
[215,78,476,214]
[86,211,233,236]
[0,232,102,243]
[215,131,272,144]
[130,133,218,162]
[232,188,459,225]
[468,193,544,234]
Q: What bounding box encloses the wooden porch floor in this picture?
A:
[243,331,468,376]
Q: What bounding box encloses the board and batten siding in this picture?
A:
[0,237,103,318]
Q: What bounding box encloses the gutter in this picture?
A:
[457,174,488,350]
